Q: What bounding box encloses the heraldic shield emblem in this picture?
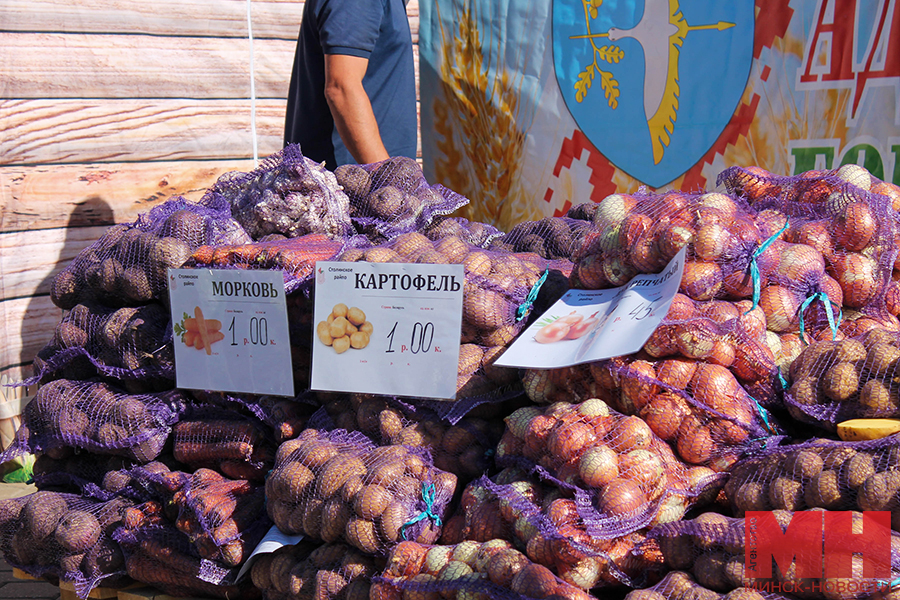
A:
[553,0,754,188]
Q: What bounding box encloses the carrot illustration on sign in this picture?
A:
[173,307,224,354]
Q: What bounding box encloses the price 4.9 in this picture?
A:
[229,316,274,346]
[385,321,440,354]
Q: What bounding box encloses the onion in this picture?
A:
[758,285,800,332]
[389,541,428,577]
[722,270,754,298]
[598,478,647,516]
[708,339,737,368]
[830,252,877,307]
[618,448,664,488]
[557,556,605,591]
[609,415,653,452]
[680,261,723,301]
[734,166,777,201]
[511,562,559,599]
[629,237,666,272]
[777,243,826,281]
[620,360,658,413]
[676,418,716,465]
[658,224,695,260]
[834,201,877,251]
[524,415,557,457]
[640,393,690,440]
[791,221,836,260]
[872,181,900,212]
[602,253,638,287]
[573,254,608,289]
[690,363,741,410]
[486,549,529,588]
[697,192,739,223]
[835,164,872,190]
[577,398,610,418]
[886,280,900,316]
[732,340,776,382]
[696,300,740,324]
[618,213,654,248]
[578,445,619,488]
[673,322,716,360]
[754,209,789,239]
[666,293,696,320]
[547,421,596,463]
[734,301,767,336]
[504,406,544,440]
[694,223,730,261]
[656,358,697,388]
[593,193,638,231]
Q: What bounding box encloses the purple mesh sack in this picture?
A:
[623,569,799,600]
[423,215,505,248]
[266,428,457,554]
[309,392,508,485]
[190,389,317,445]
[172,406,276,482]
[724,435,900,523]
[201,144,353,242]
[0,491,133,597]
[441,470,667,590]
[372,539,597,600]
[3,379,185,464]
[647,510,900,600]
[334,156,469,244]
[50,197,250,310]
[251,541,381,600]
[785,328,900,430]
[29,301,173,389]
[521,355,776,471]
[493,217,598,262]
[113,521,252,598]
[130,464,268,568]
[31,452,162,503]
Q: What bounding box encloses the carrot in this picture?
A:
[185,317,222,332]
[183,330,197,347]
[174,440,253,464]
[195,306,212,355]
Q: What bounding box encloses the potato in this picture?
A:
[333,336,351,354]
[354,484,394,520]
[346,518,381,554]
[845,452,876,488]
[804,469,845,509]
[822,362,859,401]
[859,379,899,411]
[360,321,374,336]
[783,449,823,480]
[22,491,68,540]
[321,497,352,543]
[317,456,367,498]
[734,482,770,514]
[329,317,351,340]
[768,476,803,511]
[317,321,334,346]
[332,304,349,319]
[858,471,900,511]
[350,331,370,349]
[693,551,730,591]
[347,307,366,327]
[55,510,101,552]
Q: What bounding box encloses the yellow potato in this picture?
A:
[350,331,370,349]
[360,322,374,335]
[333,336,351,354]
[316,321,333,346]
[347,307,366,327]
[329,316,350,340]
[332,303,349,319]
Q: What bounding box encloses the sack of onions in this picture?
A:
[371,539,596,600]
[308,392,506,485]
[569,190,767,304]
[723,435,900,523]
[523,353,776,470]
[265,428,457,554]
[643,294,780,406]
[442,470,667,590]
[338,231,570,411]
[624,569,794,600]
[785,328,900,430]
[491,217,598,261]
[647,510,900,600]
[250,540,380,600]
[495,399,724,535]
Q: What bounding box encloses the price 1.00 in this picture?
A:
[229,316,274,346]
[385,321,441,354]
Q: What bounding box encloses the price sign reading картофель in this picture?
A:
[310,262,464,399]
[168,268,293,397]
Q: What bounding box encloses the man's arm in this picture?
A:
[323,53,390,165]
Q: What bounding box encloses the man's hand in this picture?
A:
[324,54,390,165]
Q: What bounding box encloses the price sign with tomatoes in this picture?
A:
[310,261,464,399]
[167,268,293,396]
[495,246,686,369]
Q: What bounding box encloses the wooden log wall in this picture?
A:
[0,0,421,443]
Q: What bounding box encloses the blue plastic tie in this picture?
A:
[777,371,789,392]
[746,219,789,314]
[750,396,774,434]
[798,291,842,344]
[400,482,443,540]
[516,269,549,322]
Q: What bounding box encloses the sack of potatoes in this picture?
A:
[9,379,183,464]
[0,491,132,593]
[251,541,381,600]
[724,435,900,524]
[371,539,597,600]
[51,199,250,310]
[649,510,900,600]
[441,470,666,590]
[31,301,173,389]
[266,429,457,554]
[624,569,792,600]
[312,392,505,484]
[787,329,900,430]
[339,231,569,402]
[522,356,771,471]
[335,156,469,243]
[492,217,597,261]
[31,451,156,503]
[113,520,249,599]
[423,215,505,249]
[495,399,724,534]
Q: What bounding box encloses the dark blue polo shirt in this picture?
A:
[284,0,418,170]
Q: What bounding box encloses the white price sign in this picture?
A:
[311,261,464,399]
[167,268,294,397]
[495,246,686,369]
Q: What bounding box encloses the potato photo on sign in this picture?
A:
[317,304,372,352]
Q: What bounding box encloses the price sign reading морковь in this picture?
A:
[168,268,294,397]
[310,262,464,399]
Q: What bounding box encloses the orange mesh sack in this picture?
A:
[250,541,382,600]
[265,429,457,555]
[623,569,796,600]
